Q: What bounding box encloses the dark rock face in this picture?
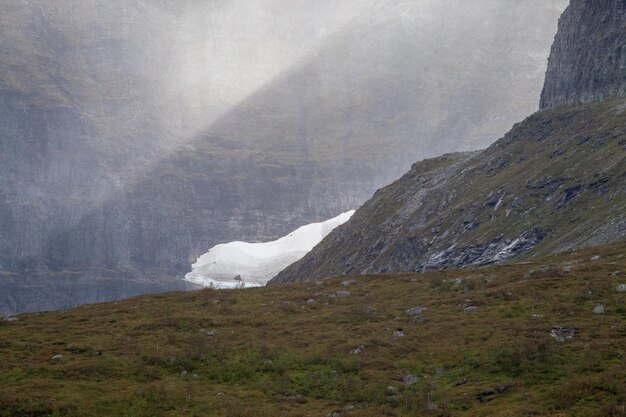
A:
[540,0,626,109]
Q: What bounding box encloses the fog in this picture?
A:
[0,0,570,312]
[171,0,380,120]
[152,0,569,141]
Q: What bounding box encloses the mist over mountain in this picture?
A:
[272,0,626,284]
[2,3,626,415]
[0,0,567,313]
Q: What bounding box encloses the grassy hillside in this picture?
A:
[1,240,625,417]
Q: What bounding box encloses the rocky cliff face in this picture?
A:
[272,0,626,284]
[0,0,566,313]
[540,0,626,109]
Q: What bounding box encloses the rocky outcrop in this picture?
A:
[540,0,626,109]
[271,98,626,284]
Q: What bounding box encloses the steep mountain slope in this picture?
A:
[271,0,626,284]
[272,99,626,283]
[1,241,625,416]
[0,0,566,313]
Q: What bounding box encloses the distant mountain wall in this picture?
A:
[540,0,626,109]
[0,0,567,312]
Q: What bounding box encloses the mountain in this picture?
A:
[0,0,566,313]
[271,0,626,284]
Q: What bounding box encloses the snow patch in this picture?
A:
[184,211,355,289]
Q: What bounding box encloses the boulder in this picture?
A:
[402,374,420,386]
[350,345,365,355]
[405,307,427,316]
[392,330,405,338]
[592,304,605,314]
[333,291,351,298]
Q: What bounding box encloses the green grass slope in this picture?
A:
[1,240,625,416]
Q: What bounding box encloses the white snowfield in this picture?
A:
[184,210,355,289]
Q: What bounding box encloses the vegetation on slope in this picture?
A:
[1,241,625,417]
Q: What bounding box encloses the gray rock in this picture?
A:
[3,316,18,322]
[616,284,626,292]
[333,291,351,298]
[406,307,427,316]
[180,370,188,376]
[590,255,601,261]
[199,329,215,336]
[402,374,421,386]
[392,330,405,338]
[306,299,316,304]
[341,280,358,287]
[413,317,428,325]
[51,354,64,362]
[350,345,365,355]
[550,327,577,342]
[592,304,605,314]
[464,306,478,313]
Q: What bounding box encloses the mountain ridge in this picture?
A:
[271,0,626,284]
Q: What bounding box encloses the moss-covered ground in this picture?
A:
[1,241,625,417]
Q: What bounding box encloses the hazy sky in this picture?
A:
[162,0,568,134]
[170,0,385,127]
